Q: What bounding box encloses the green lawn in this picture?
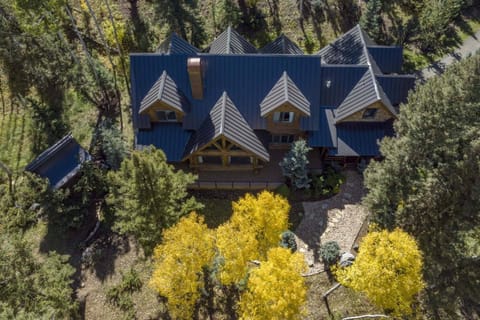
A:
[0,106,33,172]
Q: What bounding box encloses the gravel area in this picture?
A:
[295,170,369,274]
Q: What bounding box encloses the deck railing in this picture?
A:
[188,180,284,190]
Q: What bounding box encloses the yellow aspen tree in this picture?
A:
[149,213,215,320]
[231,191,290,257]
[335,228,425,316]
[216,220,258,285]
[216,191,290,285]
[238,247,307,320]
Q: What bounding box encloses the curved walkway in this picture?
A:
[295,170,369,273]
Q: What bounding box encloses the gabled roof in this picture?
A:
[209,27,257,54]
[260,34,304,54]
[334,69,396,122]
[139,71,188,114]
[156,33,199,55]
[184,92,269,161]
[260,71,311,117]
[25,134,91,189]
[318,25,369,65]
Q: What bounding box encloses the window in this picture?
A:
[362,108,377,119]
[156,110,177,122]
[273,112,294,123]
[272,135,294,144]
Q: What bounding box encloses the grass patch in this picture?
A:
[197,196,233,228]
[0,106,33,172]
[304,273,380,319]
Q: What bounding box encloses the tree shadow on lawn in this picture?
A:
[39,204,131,291]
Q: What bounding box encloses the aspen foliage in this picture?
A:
[335,228,425,316]
[216,219,259,285]
[231,191,290,257]
[238,247,307,320]
[216,191,290,285]
[149,213,215,320]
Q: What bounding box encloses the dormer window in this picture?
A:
[362,108,377,119]
[273,111,294,123]
[157,110,177,122]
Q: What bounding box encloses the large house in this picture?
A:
[130,25,415,177]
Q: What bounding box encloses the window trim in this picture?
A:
[273,111,294,123]
[271,134,295,144]
[362,108,377,119]
[156,110,177,122]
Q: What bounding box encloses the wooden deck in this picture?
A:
[177,148,324,190]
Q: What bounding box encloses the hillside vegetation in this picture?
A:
[0,0,480,319]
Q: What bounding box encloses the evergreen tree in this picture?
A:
[0,233,77,318]
[360,0,384,43]
[107,147,202,255]
[364,53,480,316]
[279,139,312,190]
[148,0,206,47]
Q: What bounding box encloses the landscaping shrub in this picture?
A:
[312,167,345,197]
[275,183,290,199]
[106,268,142,317]
[280,230,297,252]
[319,241,340,268]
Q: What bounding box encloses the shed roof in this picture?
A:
[260,71,311,117]
[139,70,189,114]
[25,134,90,189]
[367,46,403,74]
[184,92,269,161]
[329,122,393,156]
[260,34,304,54]
[208,27,257,54]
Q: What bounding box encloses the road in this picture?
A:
[416,28,480,80]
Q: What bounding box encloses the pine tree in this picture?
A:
[363,53,480,316]
[0,233,77,318]
[107,147,202,255]
[279,139,312,190]
[360,0,383,43]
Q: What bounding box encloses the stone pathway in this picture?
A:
[295,170,369,274]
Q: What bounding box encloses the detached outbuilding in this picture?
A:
[25,134,91,189]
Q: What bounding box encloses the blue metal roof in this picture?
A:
[377,75,416,105]
[131,27,415,160]
[320,65,368,107]
[156,33,199,55]
[25,134,90,188]
[367,46,403,74]
[308,109,336,148]
[131,54,323,132]
[136,123,192,161]
[328,122,393,156]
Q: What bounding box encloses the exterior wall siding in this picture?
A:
[339,101,394,122]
